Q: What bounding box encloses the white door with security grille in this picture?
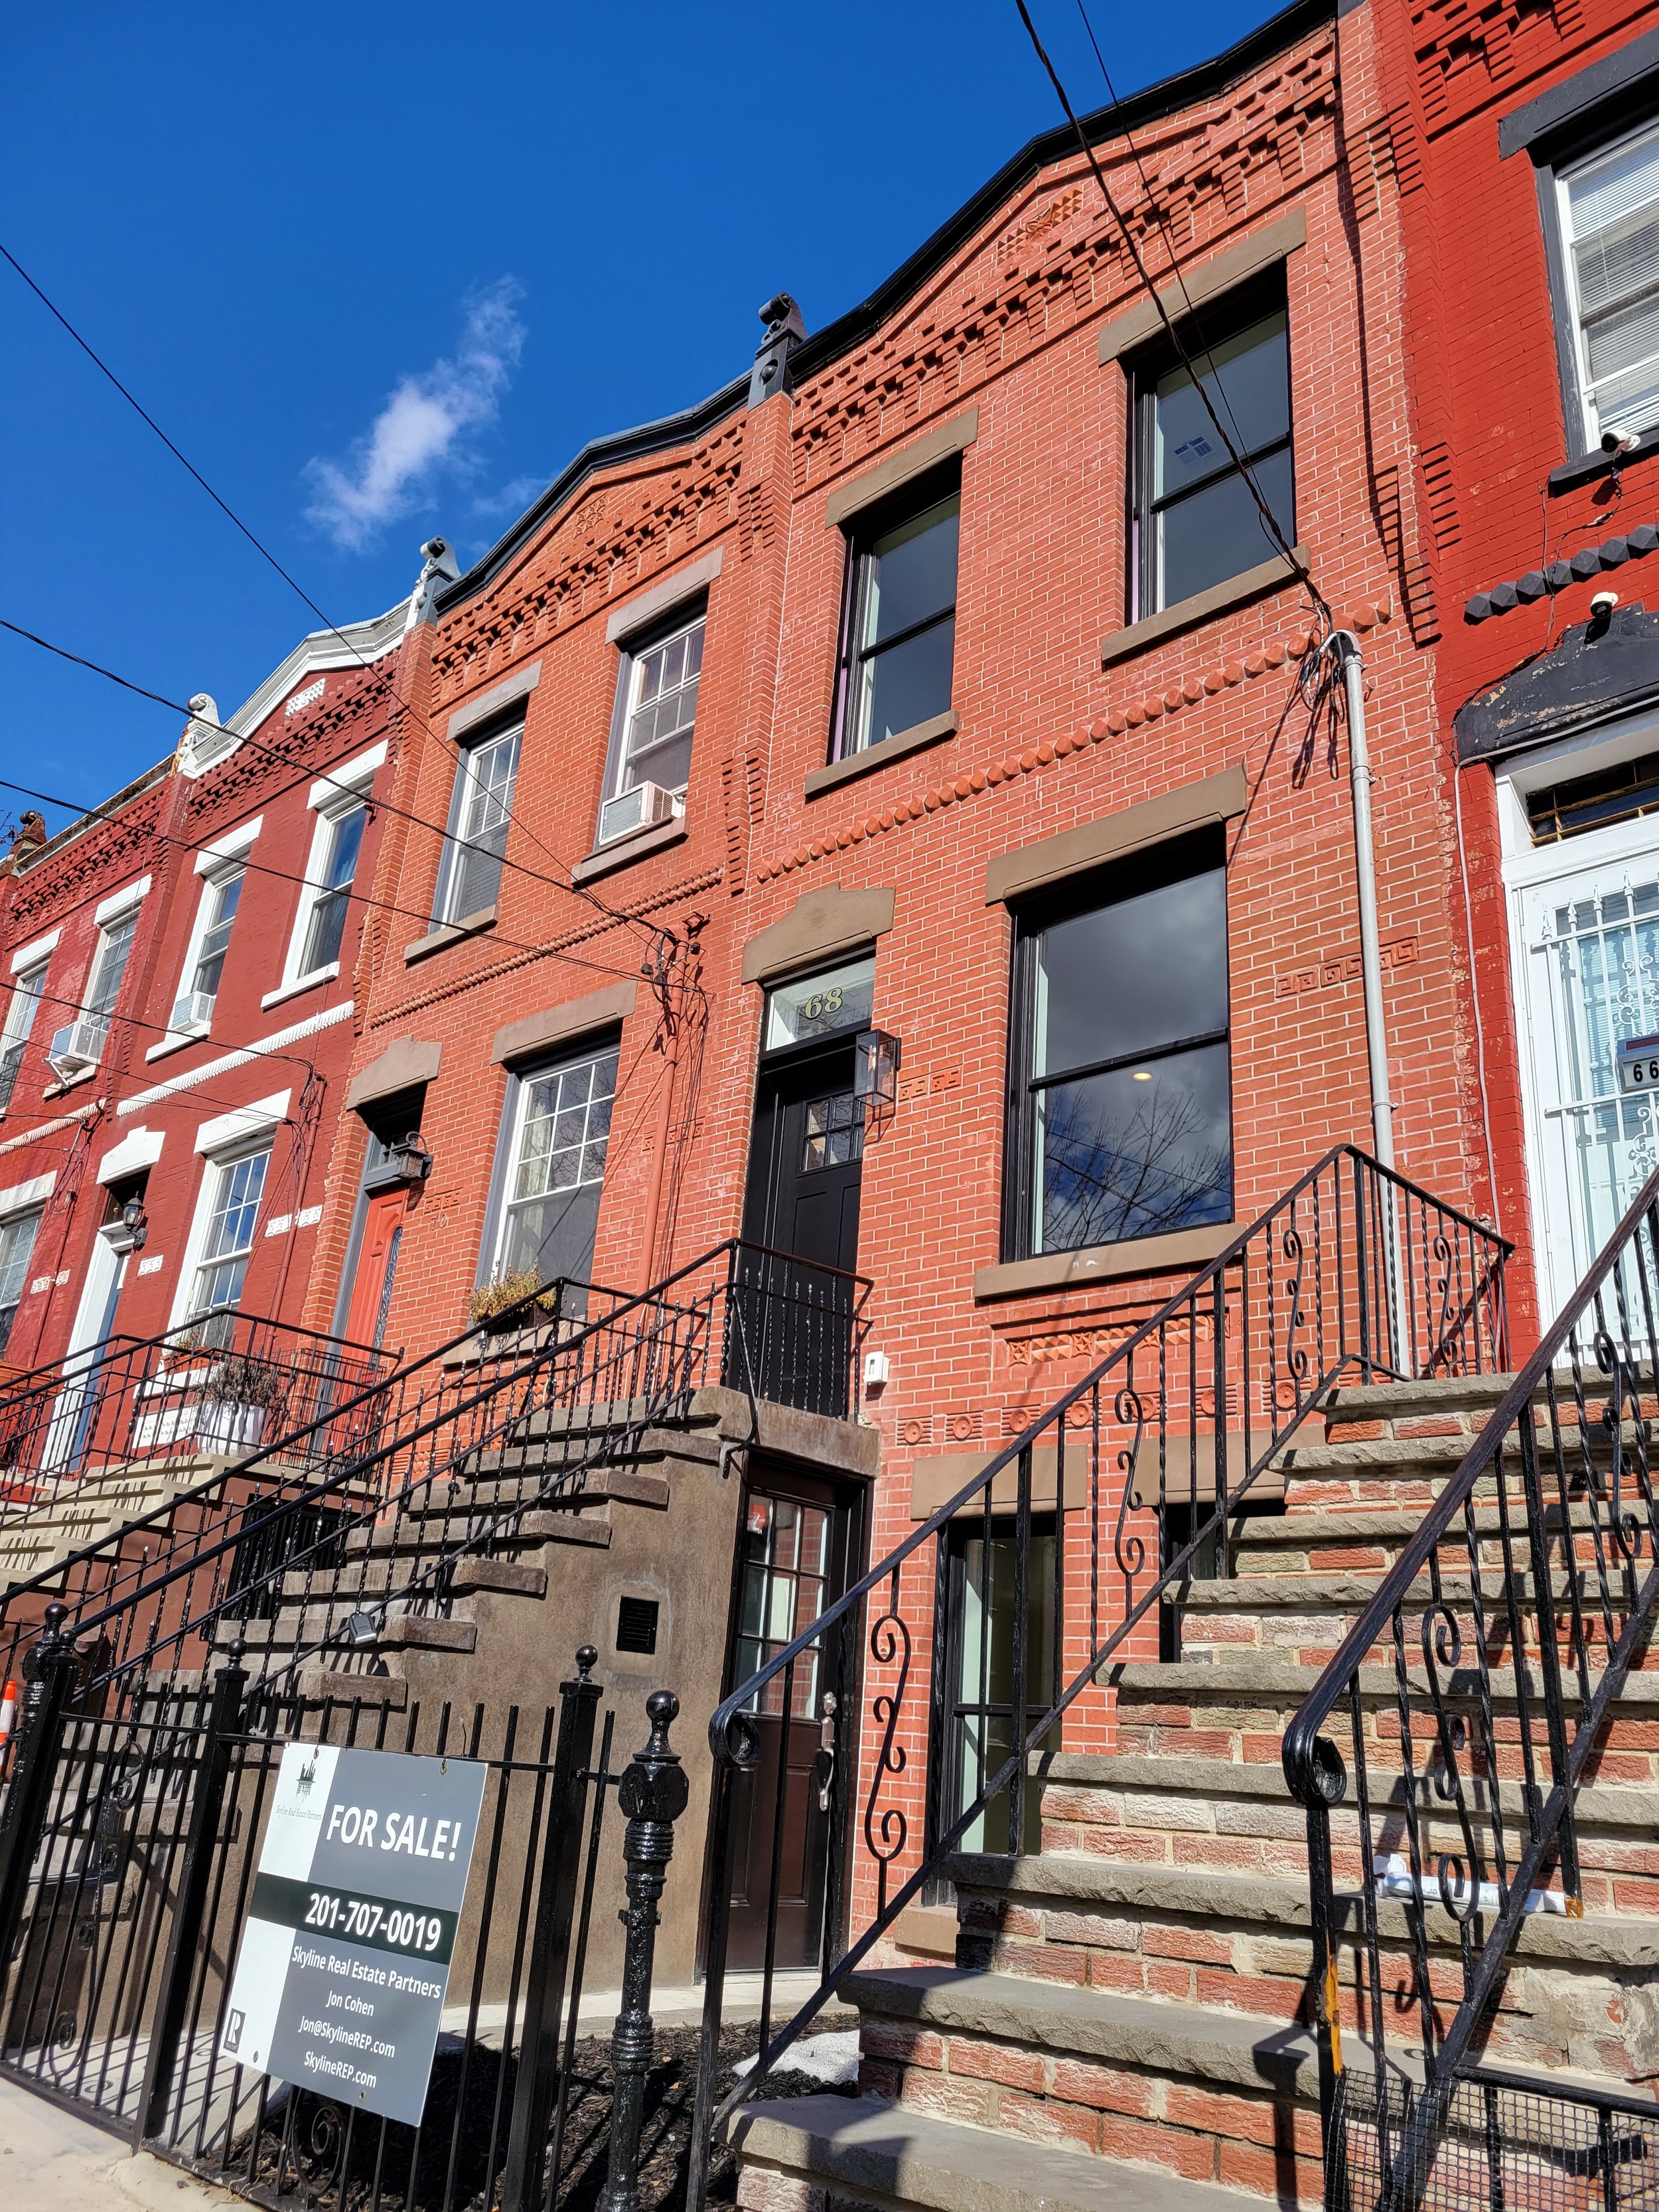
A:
[1517,858,1659,1324]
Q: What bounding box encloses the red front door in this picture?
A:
[344,1189,406,1349]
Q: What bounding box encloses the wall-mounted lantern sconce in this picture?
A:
[387,1132,434,1185]
[119,1199,149,1252]
[854,1029,901,1138]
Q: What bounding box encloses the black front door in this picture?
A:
[723,1470,856,1973]
[733,1045,863,1412]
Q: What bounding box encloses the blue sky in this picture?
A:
[3,0,1278,834]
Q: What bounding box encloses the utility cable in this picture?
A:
[1070,0,1266,482]
[1012,0,1332,634]
[0,617,654,971]
[0,242,662,953]
[0,767,642,990]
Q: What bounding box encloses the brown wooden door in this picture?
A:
[724,1477,849,1972]
[344,1189,406,1349]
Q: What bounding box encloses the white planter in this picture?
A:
[196,1402,267,1456]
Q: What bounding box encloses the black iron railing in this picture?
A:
[1283,1163,1659,2212]
[685,1147,1510,2207]
[0,1309,393,1527]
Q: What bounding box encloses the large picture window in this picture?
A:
[1005,834,1232,1258]
[833,469,960,761]
[487,1040,618,1290]
[437,717,522,924]
[1133,283,1293,617]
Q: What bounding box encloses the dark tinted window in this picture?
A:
[1135,291,1294,617]
[1007,843,1232,1256]
[836,473,960,759]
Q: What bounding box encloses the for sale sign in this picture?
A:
[219,1743,487,2125]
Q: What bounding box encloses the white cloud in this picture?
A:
[305,279,526,550]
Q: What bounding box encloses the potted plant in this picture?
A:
[468,1272,561,1337]
[196,1355,290,1455]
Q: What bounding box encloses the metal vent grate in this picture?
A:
[616,1595,660,1655]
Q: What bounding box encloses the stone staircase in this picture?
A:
[731,1371,1659,2212]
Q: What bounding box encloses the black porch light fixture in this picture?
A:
[854,1029,901,1137]
[387,1132,434,1185]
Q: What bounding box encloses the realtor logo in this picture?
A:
[224,2009,245,2055]
[295,1755,317,1799]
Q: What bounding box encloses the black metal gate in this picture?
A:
[0,1629,692,2212]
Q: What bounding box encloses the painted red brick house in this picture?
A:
[1374,0,1659,1337]
[0,557,445,1497]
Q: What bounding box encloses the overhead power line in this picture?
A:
[0,617,649,978]
[1011,0,1332,634]
[0,241,664,953]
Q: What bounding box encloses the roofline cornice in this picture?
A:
[437,0,1331,621]
[224,595,413,740]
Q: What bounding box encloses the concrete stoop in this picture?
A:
[732,1371,1659,2212]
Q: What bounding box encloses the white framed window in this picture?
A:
[47,911,137,1080]
[1557,113,1659,449]
[597,609,703,846]
[267,743,384,1005]
[0,1206,42,1357]
[186,1146,271,1320]
[486,1041,618,1289]
[0,961,48,1114]
[171,866,244,1033]
[436,719,521,924]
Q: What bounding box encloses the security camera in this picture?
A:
[1591,589,1619,618]
[1602,431,1641,457]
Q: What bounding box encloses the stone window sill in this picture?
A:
[403,905,498,966]
[974,1219,1239,1300]
[261,963,340,1011]
[42,1065,100,1100]
[1099,549,1309,668]
[571,816,687,885]
[804,710,958,799]
[145,1022,210,1064]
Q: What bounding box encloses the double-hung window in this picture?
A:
[1555,115,1659,450]
[79,913,137,1057]
[175,868,244,1030]
[834,470,960,759]
[487,1039,618,1290]
[1004,834,1232,1258]
[0,1207,41,1357]
[188,1147,270,1319]
[599,607,704,846]
[1132,283,1294,617]
[437,717,521,924]
[299,800,366,976]
[0,962,46,1113]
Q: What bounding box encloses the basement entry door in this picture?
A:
[1518,857,1659,1320]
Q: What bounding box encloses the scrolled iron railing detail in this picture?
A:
[685,1146,1510,2212]
[1283,1166,1659,2212]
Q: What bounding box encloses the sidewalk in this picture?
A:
[0,2077,237,2212]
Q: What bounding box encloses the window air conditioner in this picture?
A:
[171,989,216,1031]
[46,1017,109,1082]
[598,781,678,847]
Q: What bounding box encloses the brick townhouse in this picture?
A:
[1376,0,1659,1339]
[301,0,1482,1986]
[0,557,444,1521]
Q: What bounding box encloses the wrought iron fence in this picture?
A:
[1283,1162,1659,2212]
[0,1309,394,1524]
[0,1625,699,2212]
[685,1146,1510,2210]
[1331,2064,1659,2212]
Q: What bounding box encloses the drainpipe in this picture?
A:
[1333,628,1409,1369]
[1336,630,1394,1172]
